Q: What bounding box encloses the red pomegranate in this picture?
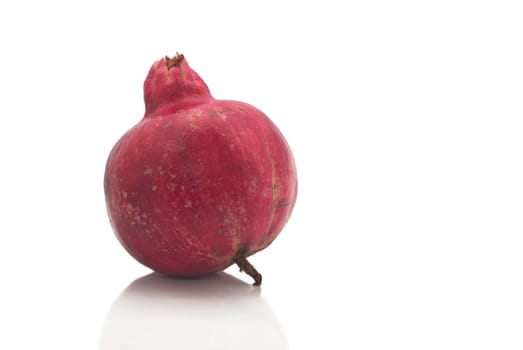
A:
[104,53,297,285]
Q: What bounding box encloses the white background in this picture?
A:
[1,1,522,349]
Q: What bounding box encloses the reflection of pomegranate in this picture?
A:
[104,53,297,285]
[99,273,287,349]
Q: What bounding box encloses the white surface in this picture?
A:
[1,1,523,349]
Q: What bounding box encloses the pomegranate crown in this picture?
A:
[143,53,212,116]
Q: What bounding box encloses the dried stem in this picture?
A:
[234,250,262,286]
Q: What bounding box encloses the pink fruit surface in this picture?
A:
[104,54,297,285]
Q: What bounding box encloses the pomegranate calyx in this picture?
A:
[165,53,185,70]
[143,53,212,116]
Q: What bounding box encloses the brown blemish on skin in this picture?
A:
[277,199,289,207]
[265,147,280,202]
[212,247,222,258]
[264,146,280,234]
[272,182,280,202]
[216,110,227,119]
[230,225,241,251]
[221,204,243,252]
[144,168,153,175]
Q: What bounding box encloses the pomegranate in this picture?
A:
[104,53,297,285]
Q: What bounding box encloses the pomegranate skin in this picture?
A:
[104,54,297,278]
